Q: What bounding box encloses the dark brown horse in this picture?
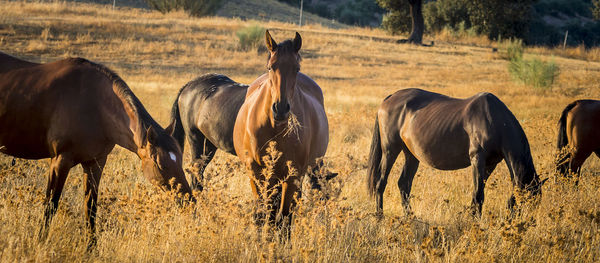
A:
[0,52,192,243]
[368,89,545,217]
[169,74,336,191]
[233,31,330,227]
[556,99,600,178]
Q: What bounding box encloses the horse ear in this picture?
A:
[146,126,158,146]
[293,32,302,53]
[165,121,175,136]
[265,30,277,52]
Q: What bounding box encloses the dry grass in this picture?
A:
[1,0,600,262]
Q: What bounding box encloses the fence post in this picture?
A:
[563,30,568,50]
[299,0,303,27]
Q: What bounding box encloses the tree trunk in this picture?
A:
[407,0,424,44]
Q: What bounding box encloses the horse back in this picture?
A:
[380,89,522,170]
[0,52,40,73]
[565,100,600,151]
[178,74,248,153]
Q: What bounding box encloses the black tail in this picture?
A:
[557,101,578,150]
[169,87,186,151]
[367,116,383,197]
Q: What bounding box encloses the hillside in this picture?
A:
[1,1,600,262]
[69,0,345,28]
[216,0,344,28]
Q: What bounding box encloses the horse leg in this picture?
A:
[81,156,107,248]
[39,154,74,240]
[470,153,488,217]
[569,149,592,184]
[277,175,300,239]
[397,151,419,216]
[188,133,217,191]
[376,148,400,217]
[247,162,269,227]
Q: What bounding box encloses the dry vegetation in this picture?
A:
[1,1,600,262]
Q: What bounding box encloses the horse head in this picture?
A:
[139,125,192,197]
[265,30,302,124]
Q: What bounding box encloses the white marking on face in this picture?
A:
[169,152,177,162]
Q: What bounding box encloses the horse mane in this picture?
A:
[71,58,162,144]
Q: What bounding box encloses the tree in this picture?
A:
[378,0,425,44]
[466,0,536,40]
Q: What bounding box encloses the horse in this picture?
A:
[0,52,192,245]
[556,99,600,179]
[169,73,336,191]
[367,89,546,217]
[232,30,329,227]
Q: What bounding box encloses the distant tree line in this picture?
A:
[378,0,600,47]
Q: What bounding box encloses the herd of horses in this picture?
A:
[0,30,598,245]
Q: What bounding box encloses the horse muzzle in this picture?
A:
[272,102,290,122]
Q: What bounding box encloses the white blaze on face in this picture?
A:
[169,152,177,162]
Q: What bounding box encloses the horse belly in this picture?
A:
[0,129,51,159]
[402,127,471,170]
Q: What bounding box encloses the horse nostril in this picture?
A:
[272,102,290,121]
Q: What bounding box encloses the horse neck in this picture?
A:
[111,78,162,154]
[0,53,39,73]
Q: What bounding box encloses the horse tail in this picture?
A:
[556,101,579,175]
[169,87,186,151]
[367,115,383,197]
[557,101,578,150]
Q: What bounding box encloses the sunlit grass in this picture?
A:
[1,0,600,261]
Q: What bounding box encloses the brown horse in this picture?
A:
[169,73,336,191]
[368,89,545,217]
[0,52,192,244]
[556,99,600,179]
[233,31,329,227]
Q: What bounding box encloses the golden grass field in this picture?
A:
[1,1,600,262]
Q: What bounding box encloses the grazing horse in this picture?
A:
[367,89,545,217]
[0,52,192,243]
[556,99,600,178]
[169,74,336,191]
[232,31,329,226]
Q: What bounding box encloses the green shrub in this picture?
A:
[508,56,559,91]
[184,0,223,17]
[500,38,524,61]
[236,25,265,52]
[144,0,222,17]
[502,37,559,91]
